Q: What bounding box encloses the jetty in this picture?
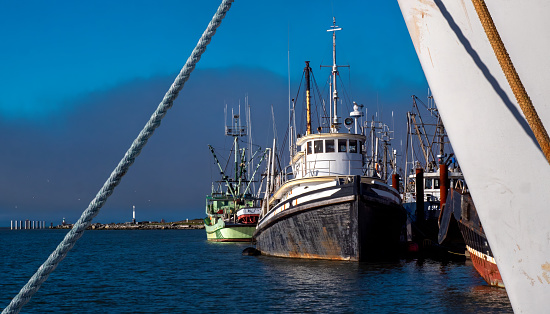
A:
[50,220,205,230]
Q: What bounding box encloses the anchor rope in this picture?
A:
[2,1,234,313]
[471,0,550,165]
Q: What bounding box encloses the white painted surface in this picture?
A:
[258,185,341,229]
[294,134,366,179]
[398,1,550,312]
[237,207,261,216]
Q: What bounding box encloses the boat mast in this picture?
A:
[287,45,296,162]
[234,108,239,194]
[225,107,247,197]
[247,96,254,192]
[208,145,235,197]
[305,61,312,135]
[327,17,342,133]
[370,116,376,177]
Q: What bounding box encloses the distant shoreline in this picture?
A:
[87,221,205,230]
[4,220,205,230]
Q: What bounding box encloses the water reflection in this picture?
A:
[255,257,512,312]
[256,257,366,311]
[1,230,512,313]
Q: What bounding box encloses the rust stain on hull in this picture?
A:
[427,47,434,68]
[458,0,473,30]
[319,226,343,258]
[254,177,405,262]
[522,270,536,286]
[264,250,354,261]
[541,262,550,284]
[255,182,405,262]
[467,246,504,288]
[404,0,437,55]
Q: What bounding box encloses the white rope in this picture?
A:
[2,1,234,313]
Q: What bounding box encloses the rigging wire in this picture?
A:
[1,1,235,313]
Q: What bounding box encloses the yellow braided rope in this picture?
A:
[471,0,550,165]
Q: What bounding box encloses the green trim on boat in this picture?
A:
[204,217,256,242]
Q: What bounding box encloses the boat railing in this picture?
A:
[304,159,363,177]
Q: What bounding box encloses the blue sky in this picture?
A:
[0,1,427,225]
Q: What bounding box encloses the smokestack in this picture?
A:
[392,173,400,192]
[415,168,424,225]
[439,164,448,210]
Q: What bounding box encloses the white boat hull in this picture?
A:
[398,0,550,312]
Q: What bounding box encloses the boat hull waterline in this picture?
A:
[204,213,257,242]
[254,176,406,261]
[444,189,504,287]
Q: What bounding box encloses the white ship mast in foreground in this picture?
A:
[398,1,550,312]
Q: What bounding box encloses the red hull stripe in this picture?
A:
[466,245,504,288]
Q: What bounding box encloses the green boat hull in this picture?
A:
[204,217,256,242]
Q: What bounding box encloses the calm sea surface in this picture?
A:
[0,228,512,313]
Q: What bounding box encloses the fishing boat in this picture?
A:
[204,105,266,242]
[405,96,502,282]
[398,1,550,311]
[441,188,504,287]
[253,19,406,261]
[402,95,465,256]
[405,96,504,283]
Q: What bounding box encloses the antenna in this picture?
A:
[392,110,394,135]
[288,24,293,161]
[350,101,363,134]
[323,17,344,133]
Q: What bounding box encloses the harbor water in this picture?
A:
[0,228,512,313]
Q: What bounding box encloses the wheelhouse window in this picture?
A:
[338,139,347,152]
[358,141,363,154]
[349,140,357,153]
[434,179,440,189]
[425,178,433,189]
[325,139,335,152]
[307,141,312,155]
[314,140,323,153]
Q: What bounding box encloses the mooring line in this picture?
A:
[2,1,234,313]
[471,0,550,164]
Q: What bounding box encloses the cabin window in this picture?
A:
[338,139,347,152]
[358,141,363,154]
[307,141,312,155]
[425,178,433,189]
[434,179,440,189]
[314,140,323,153]
[325,139,335,153]
[349,140,357,153]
